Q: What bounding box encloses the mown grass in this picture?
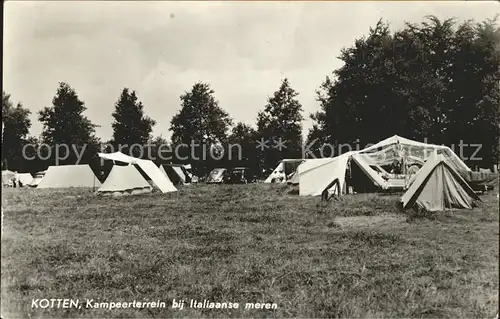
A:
[1,183,498,318]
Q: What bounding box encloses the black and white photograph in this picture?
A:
[2,0,499,318]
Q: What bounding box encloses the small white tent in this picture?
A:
[37,165,101,189]
[401,152,480,211]
[98,152,177,193]
[97,165,152,196]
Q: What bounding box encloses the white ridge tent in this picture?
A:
[37,165,101,189]
[401,151,480,211]
[98,152,177,193]
[299,135,471,196]
[97,165,152,196]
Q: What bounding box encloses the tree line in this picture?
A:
[2,16,500,178]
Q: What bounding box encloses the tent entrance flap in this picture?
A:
[350,155,390,189]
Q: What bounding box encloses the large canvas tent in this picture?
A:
[37,165,101,189]
[401,152,480,211]
[97,165,152,196]
[98,152,177,193]
[264,159,305,183]
[299,135,471,196]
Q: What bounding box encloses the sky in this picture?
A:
[3,1,499,141]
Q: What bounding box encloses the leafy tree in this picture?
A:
[443,18,500,167]
[226,122,259,175]
[257,78,304,171]
[38,82,99,165]
[149,135,171,166]
[22,136,50,175]
[2,91,32,171]
[170,82,233,176]
[310,17,500,167]
[111,88,156,157]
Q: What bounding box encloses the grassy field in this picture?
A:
[1,183,499,318]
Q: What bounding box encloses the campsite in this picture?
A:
[3,2,500,318]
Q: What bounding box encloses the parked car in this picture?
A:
[225,167,255,184]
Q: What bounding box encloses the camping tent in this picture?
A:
[264,159,305,183]
[98,152,177,193]
[37,165,101,189]
[97,164,152,196]
[299,152,356,196]
[18,173,33,186]
[401,151,480,211]
[299,135,471,196]
[2,170,15,186]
